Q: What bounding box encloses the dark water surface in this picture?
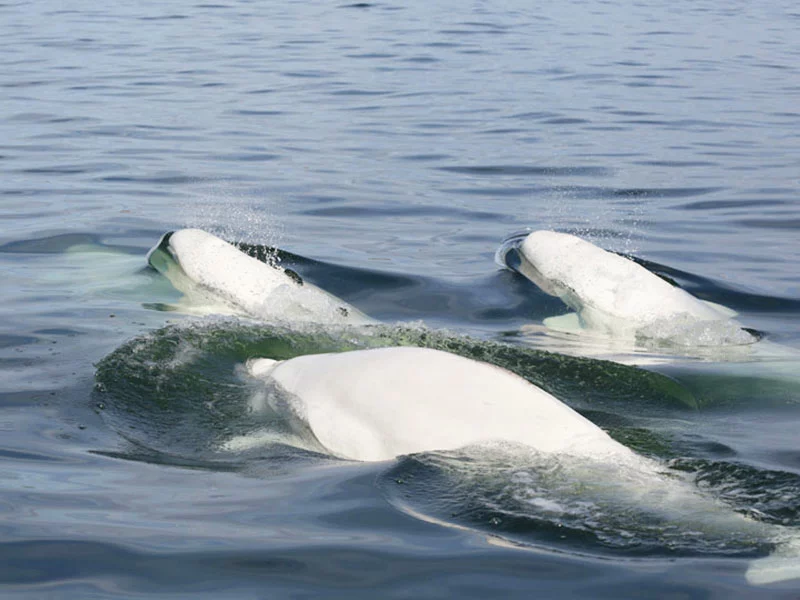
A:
[2,1,800,597]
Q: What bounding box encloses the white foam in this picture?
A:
[746,536,800,585]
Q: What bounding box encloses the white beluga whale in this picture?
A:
[496,230,759,354]
[147,229,374,325]
[225,345,800,586]
[236,346,624,462]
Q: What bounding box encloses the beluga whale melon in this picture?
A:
[147,229,374,326]
[496,230,757,348]
[227,345,800,586]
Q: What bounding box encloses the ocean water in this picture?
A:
[2,0,800,597]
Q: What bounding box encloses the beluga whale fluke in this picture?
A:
[496,230,757,349]
[147,229,374,326]
[226,346,800,586]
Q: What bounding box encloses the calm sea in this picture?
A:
[1,1,799,597]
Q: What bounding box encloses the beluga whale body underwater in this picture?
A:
[136,228,800,586]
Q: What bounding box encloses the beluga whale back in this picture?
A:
[227,345,800,586]
[147,229,374,326]
[497,230,756,347]
[236,346,626,462]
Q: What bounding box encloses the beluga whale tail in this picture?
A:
[496,230,757,350]
[147,229,374,326]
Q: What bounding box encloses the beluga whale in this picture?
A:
[225,345,800,586]
[125,228,800,586]
[147,229,374,326]
[496,230,757,351]
[232,346,624,461]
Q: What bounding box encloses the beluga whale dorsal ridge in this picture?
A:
[238,346,638,462]
[498,230,756,347]
[147,229,374,326]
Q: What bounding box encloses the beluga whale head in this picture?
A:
[497,230,757,349]
[147,229,374,326]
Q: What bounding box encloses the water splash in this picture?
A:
[180,181,286,248]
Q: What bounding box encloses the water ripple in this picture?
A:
[438,165,611,177]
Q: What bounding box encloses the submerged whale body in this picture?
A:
[234,345,799,585]
[497,230,756,346]
[147,229,373,325]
